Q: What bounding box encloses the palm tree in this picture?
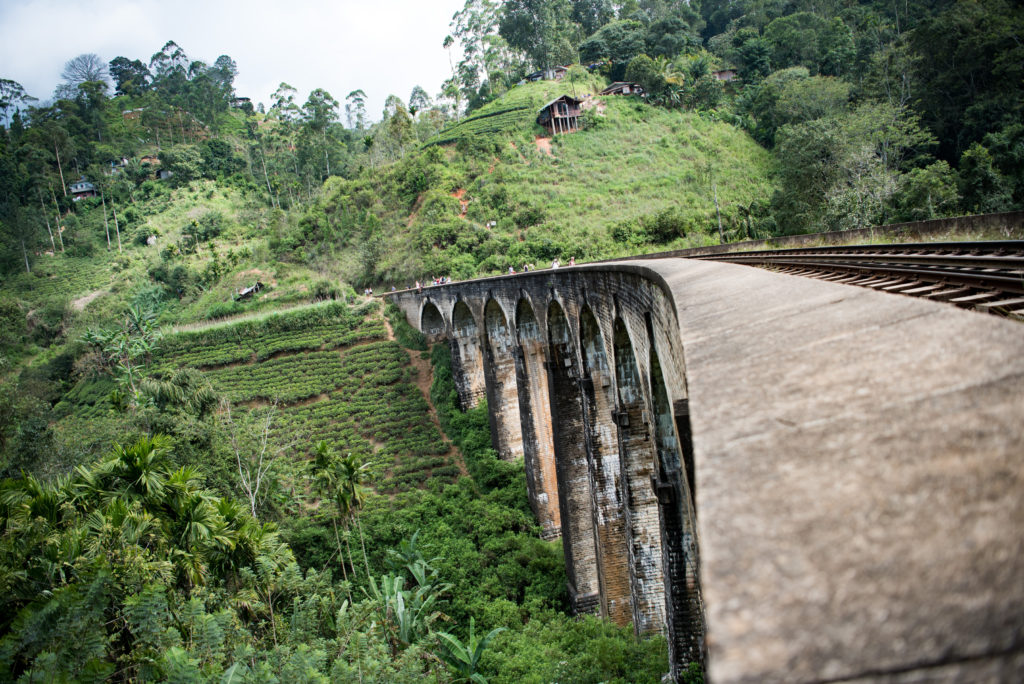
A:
[337,452,371,578]
[311,441,352,596]
[109,434,172,500]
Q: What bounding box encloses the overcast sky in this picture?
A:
[0,0,466,122]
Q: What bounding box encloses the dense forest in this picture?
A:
[0,0,1021,681]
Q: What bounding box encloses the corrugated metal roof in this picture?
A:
[538,95,583,112]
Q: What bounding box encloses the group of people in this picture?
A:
[549,256,576,269]
[508,256,576,275]
[415,276,452,293]
[405,257,580,292]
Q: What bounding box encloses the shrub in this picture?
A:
[386,303,427,351]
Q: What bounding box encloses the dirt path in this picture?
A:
[71,290,106,311]
[450,188,469,217]
[407,191,427,226]
[170,299,325,334]
[383,317,470,477]
[534,136,553,157]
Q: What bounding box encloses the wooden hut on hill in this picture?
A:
[600,82,645,96]
[537,95,582,135]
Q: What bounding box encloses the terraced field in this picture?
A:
[5,257,112,303]
[156,299,456,493]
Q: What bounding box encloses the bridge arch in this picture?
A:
[450,300,486,408]
[515,296,560,538]
[579,305,632,624]
[548,299,601,613]
[483,298,524,461]
[516,294,542,341]
[420,300,446,342]
[612,315,667,634]
[647,318,703,670]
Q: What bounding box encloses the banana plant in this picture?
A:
[364,571,450,656]
[435,617,505,684]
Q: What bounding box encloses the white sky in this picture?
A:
[0,0,466,122]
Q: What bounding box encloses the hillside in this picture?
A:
[1,0,1021,678]
[302,76,778,283]
[4,293,668,682]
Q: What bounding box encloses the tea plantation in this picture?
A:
[148,299,456,495]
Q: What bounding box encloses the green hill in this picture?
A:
[300,76,777,283]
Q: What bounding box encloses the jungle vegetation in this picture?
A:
[0,0,1020,680]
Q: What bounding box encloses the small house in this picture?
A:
[712,69,738,82]
[234,282,264,301]
[107,157,129,175]
[69,178,96,201]
[526,65,571,82]
[537,95,583,135]
[600,82,645,96]
[550,65,569,80]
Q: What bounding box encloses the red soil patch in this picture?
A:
[534,136,553,156]
[407,192,427,226]
[450,188,469,217]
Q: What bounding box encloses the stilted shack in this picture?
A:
[537,95,583,135]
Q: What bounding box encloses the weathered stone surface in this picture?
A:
[642,258,1024,683]
[388,256,1024,683]
[845,651,1024,682]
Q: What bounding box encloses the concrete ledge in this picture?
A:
[637,258,1024,683]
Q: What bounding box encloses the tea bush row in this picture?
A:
[152,319,385,372]
[205,350,346,403]
[430,107,534,146]
[9,258,111,304]
[158,299,375,354]
[262,339,453,493]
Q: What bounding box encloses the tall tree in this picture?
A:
[149,40,189,80]
[109,57,151,96]
[270,82,300,122]
[57,53,110,98]
[0,79,36,128]
[211,55,238,97]
[905,0,1024,162]
[302,88,340,179]
[408,85,431,116]
[572,0,615,35]
[499,0,579,70]
[344,89,367,129]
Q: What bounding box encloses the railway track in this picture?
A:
[693,241,1024,320]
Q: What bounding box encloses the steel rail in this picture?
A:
[692,241,1024,318]
[693,240,1024,258]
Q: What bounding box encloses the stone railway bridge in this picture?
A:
[386,257,1024,683]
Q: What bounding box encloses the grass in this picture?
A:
[314,78,779,284]
[495,99,777,260]
[428,77,607,147]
